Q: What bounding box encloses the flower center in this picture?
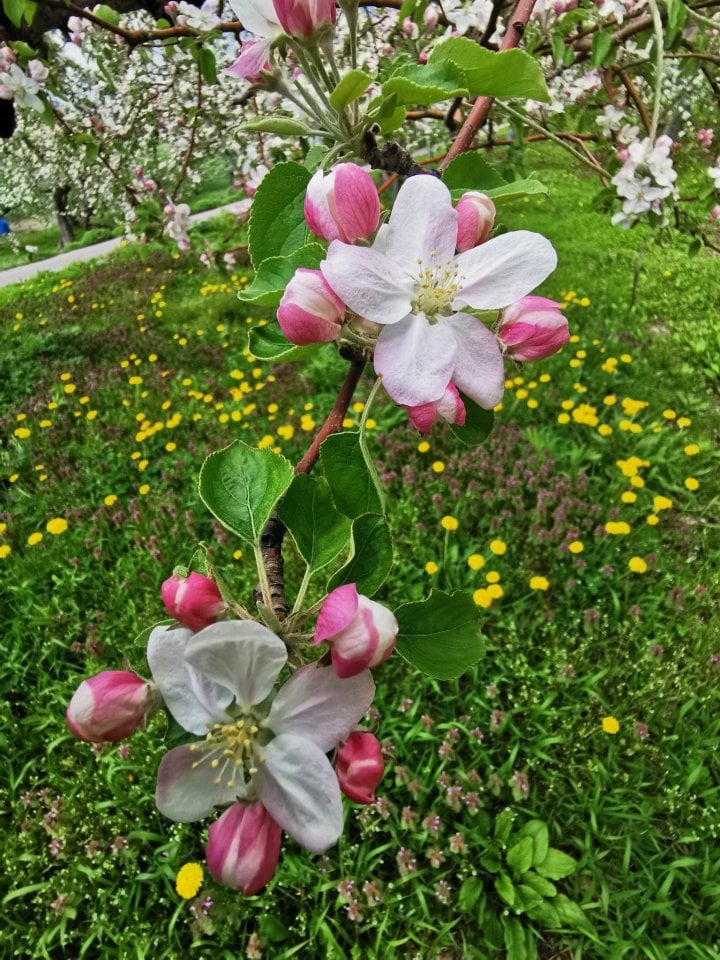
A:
[411,252,462,322]
[189,715,265,791]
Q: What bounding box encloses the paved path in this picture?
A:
[0,203,245,289]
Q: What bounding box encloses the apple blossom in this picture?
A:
[336,732,384,804]
[148,620,375,852]
[206,801,281,893]
[277,268,345,345]
[406,383,466,434]
[161,571,226,631]
[455,191,496,251]
[315,584,398,678]
[226,0,282,80]
[304,164,380,244]
[498,296,569,361]
[67,671,160,742]
[273,0,336,38]
[321,175,556,410]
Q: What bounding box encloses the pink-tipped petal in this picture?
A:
[206,802,281,894]
[156,744,245,822]
[374,313,457,407]
[455,232,557,311]
[336,731,384,804]
[315,583,359,643]
[446,314,505,410]
[332,164,380,243]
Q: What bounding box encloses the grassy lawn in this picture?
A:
[1,147,719,959]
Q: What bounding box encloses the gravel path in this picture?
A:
[0,203,244,289]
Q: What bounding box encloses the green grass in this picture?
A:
[1,148,719,959]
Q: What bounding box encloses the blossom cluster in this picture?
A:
[278,164,567,432]
[67,572,396,894]
[611,135,678,228]
[0,49,48,113]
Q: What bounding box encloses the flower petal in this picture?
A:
[156,744,245,822]
[263,662,375,752]
[226,0,280,36]
[374,312,457,406]
[314,583,359,643]
[255,734,343,853]
[147,625,229,735]
[384,175,457,271]
[455,231,557,310]
[446,313,505,409]
[184,620,287,711]
[321,243,412,326]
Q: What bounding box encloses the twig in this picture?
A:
[171,61,203,202]
[615,70,651,135]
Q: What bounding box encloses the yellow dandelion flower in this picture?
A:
[467,554,485,571]
[486,583,504,600]
[431,461,445,474]
[425,561,439,575]
[46,518,68,535]
[14,427,31,439]
[473,588,493,608]
[602,716,619,735]
[233,549,243,560]
[598,424,613,437]
[646,514,659,525]
[605,521,631,535]
[0,545,11,559]
[175,863,204,900]
[489,539,507,556]
[441,516,459,532]
[530,576,549,591]
[683,444,700,456]
[485,570,500,584]
[568,540,584,554]
[628,556,648,574]
[662,409,676,420]
[677,417,691,428]
[557,413,570,425]
[684,477,699,491]
[139,484,150,496]
[653,495,672,512]
[27,532,43,546]
[417,441,430,453]
[64,384,76,394]
[621,492,637,504]
[104,495,118,507]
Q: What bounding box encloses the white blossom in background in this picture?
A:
[708,160,720,191]
[596,105,625,137]
[0,61,47,111]
[175,0,222,33]
[611,135,678,228]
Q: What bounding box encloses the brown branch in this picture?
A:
[615,69,651,135]
[361,131,442,178]
[294,360,366,476]
[439,0,539,171]
[171,60,203,202]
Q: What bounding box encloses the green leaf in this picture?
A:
[241,117,315,136]
[327,513,393,597]
[551,34,565,64]
[239,241,326,308]
[536,848,577,881]
[449,395,494,447]
[522,872,557,899]
[518,820,549,866]
[304,144,328,171]
[320,431,384,520]
[394,590,483,679]
[9,41,37,62]
[198,440,293,545]
[382,61,468,106]
[552,894,595,932]
[442,151,507,194]
[514,884,544,914]
[257,915,290,943]
[330,69,372,112]
[506,836,534,875]
[430,38,550,102]
[248,322,320,363]
[526,899,561,928]
[278,475,351,575]
[502,916,527,960]
[458,877,483,912]
[494,872,516,907]
[591,31,612,67]
[3,0,29,28]
[365,94,407,134]
[197,47,217,84]
[93,3,121,24]
[494,808,514,843]
[485,178,549,204]
[248,162,311,269]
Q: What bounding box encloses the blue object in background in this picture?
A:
[0,218,10,235]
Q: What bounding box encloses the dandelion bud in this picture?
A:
[304,164,380,244]
[406,382,466,434]
[272,0,336,39]
[315,584,398,679]
[498,296,569,362]
[455,191,496,251]
[336,732,384,804]
[161,571,225,632]
[66,671,158,742]
[206,802,281,894]
[277,268,345,345]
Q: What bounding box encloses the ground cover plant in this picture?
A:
[2,146,719,959]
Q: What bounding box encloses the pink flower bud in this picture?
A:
[304,164,380,244]
[406,382,466,434]
[498,296,569,362]
[277,268,345,345]
[143,179,156,192]
[133,165,143,177]
[423,4,439,30]
[337,732,384,804]
[315,583,398,679]
[66,671,157,742]
[206,802,281,894]
[272,0,336,38]
[161,572,225,632]
[455,191,496,251]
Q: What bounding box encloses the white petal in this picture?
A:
[455,231,557,310]
[385,175,457,271]
[255,734,343,853]
[155,745,245,822]
[447,314,505,409]
[185,621,287,712]
[374,313,457,406]
[147,625,229,735]
[226,0,280,36]
[264,663,375,752]
[321,242,412,326]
